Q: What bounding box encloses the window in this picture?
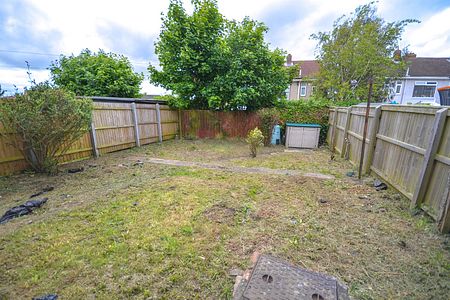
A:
[413,81,437,98]
[300,83,307,97]
[285,86,290,99]
[311,86,316,95]
[395,81,402,94]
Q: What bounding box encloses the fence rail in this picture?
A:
[327,104,450,233]
[0,98,179,175]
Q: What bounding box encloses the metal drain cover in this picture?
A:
[241,255,349,300]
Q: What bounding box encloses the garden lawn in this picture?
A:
[0,139,449,299]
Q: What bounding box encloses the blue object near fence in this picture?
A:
[271,125,281,145]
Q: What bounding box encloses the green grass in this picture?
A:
[0,139,449,299]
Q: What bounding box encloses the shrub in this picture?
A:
[276,98,331,145]
[246,127,264,157]
[257,108,280,146]
[0,83,93,174]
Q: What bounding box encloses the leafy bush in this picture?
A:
[50,49,144,98]
[246,127,264,157]
[0,83,93,173]
[257,108,280,146]
[278,99,331,145]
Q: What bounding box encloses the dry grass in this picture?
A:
[0,139,449,299]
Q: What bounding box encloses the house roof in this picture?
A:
[292,60,320,77]
[406,57,450,77]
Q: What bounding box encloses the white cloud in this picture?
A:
[402,7,450,57]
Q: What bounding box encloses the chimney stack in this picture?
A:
[286,54,293,66]
[393,49,402,61]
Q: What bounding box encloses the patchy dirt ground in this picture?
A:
[0,139,449,299]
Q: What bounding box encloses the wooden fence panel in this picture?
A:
[0,99,178,175]
[181,110,260,139]
[328,104,450,232]
[136,103,158,145]
[422,113,450,222]
[92,102,136,155]
[160,107,179,140]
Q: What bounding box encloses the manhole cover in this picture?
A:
[241,255,349,300]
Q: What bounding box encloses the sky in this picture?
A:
[1,0,449,95]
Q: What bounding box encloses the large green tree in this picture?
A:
[50,49,144,98]
[311,2,418,102]
[149,0,294,110]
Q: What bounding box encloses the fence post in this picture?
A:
[437,172,450,233]
[156,103,163,143]
[365,105,382,174]
[131,102,141,147]
[330,108,338,152]
[341,106,352,158]
[411,107,448,209]
[89,120,99,158]
[178,109,183,139]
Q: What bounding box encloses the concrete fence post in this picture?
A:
[89,120,99,158]
[131,102,141,147]
[156,103,163,143]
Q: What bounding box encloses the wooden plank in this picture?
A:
[94,107,132,111]
[178,109,183,139]
[131,103,141,147]
[347,130,369,143]
[341,107,352,158]
[365,106,382,173]
[95,125,135,130]
[411,107,448,208]
[90,121,99,158]
[381,105,438,115]
[350,111,375,117]
[156,103,163,143]
[437,173,450,232]
[376,133,426,155]
[97,140,136,150]
[435,154,450,166]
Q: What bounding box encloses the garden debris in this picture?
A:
[0,198,48,224]
[346,171,356,177]
[398,240,407,249]
[373,179,388,191]
[133,160,144,167]
[32,294,58,300]
[318,198,328,204]
[30,185,54,198]
[68,167,84,174]
[233,253,350,300]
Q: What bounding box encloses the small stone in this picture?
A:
[358,195,369,200]
[133,161,144,167]
[378,208,387,213]
[290,217,298,225]
[133,202,139,206]
[319,198,328,204]
[28,220,33,224]
[229,268,244,277]
[346,171,356,177]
